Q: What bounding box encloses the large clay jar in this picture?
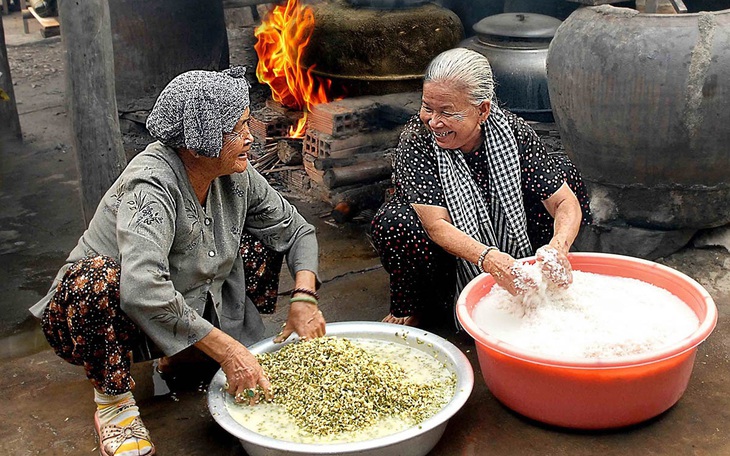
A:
[547,6,730,234]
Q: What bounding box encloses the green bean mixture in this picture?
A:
[252,336,456,437]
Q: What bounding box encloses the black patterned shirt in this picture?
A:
[392,112,591,249]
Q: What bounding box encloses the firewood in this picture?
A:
[330,180,391,223]
[322,159,392,189]
[276,139,303,165]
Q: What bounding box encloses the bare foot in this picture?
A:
[382,313,420,326]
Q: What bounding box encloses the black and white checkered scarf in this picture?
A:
[435,103,533,294]
[146,67,250,158]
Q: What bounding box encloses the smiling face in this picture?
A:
[419,80,490,153]
[216,107,253,175]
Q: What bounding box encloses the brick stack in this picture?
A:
[299,92,421,220]
[250,91,422,221]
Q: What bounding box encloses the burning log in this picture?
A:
[330,180,391,223]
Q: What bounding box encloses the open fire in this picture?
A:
[254,0,337,137]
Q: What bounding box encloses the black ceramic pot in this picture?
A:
[460,12,561,122]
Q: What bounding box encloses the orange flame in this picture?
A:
[254,0,334,137]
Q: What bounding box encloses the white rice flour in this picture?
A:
[473,264,700,359]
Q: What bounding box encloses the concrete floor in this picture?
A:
[1,7,729,456]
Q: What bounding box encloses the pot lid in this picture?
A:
[473,12,562,41]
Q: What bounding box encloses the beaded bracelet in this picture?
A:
[290,296,319,306]
[477,246,499,274]
[291,287,319,300]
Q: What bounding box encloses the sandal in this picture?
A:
[94,411,156,456]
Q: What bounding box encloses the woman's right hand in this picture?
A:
[219,342,272,405]
[484,250,537,295]
[195,328,271,405]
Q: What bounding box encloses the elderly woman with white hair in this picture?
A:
[371,48,592,327]
[30,67,326,456]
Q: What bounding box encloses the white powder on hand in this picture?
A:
[473,264,700,359]
[535,246,571,287]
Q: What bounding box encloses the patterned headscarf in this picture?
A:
[146,67,251,157]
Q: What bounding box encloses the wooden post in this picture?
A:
[0,14,21,140]
[59,0,127,226]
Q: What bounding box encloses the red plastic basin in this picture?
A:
[456,252,717,429]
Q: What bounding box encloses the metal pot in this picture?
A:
[207,321,474,456]
[460,12,562,121]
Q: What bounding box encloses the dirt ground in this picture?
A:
[1,4,729,456]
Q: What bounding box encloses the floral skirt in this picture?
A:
[42,255,138,395]
[240,230,284,314]
[41,232,284,394]
[370,200,457,321]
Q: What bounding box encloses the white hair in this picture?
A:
[423,48,495,105]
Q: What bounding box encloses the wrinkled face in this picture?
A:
[419,81,490,153]
[217,107,253,175]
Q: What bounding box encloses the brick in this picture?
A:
[308,92,421,137]
[250,105,303,141]
[303,128,401,159]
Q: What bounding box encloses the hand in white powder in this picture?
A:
[485,250,536,295]
[510,262,539,295]
[535,245,573,288]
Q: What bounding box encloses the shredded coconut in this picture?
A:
[535,246,571,287]
[510,262,538,294]
[473,264,700,359]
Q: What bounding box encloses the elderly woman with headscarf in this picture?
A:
[371,48,592,327]
[29,67,326,456]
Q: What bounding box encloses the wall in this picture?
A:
[435,0,505,36]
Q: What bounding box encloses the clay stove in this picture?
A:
[250,0,464,220]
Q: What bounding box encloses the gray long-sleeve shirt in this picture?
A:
[31,141,319,358]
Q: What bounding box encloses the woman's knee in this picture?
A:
[372,203,449,272]
[372,202,428,246]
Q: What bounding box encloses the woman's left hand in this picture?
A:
[274,300,326,343]
[536,244,573,288]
